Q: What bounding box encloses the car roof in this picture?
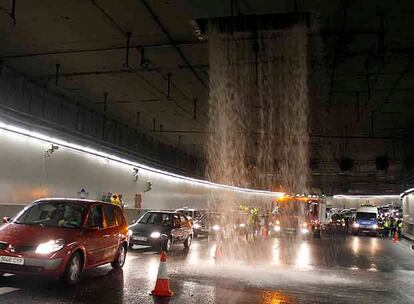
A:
[146,210,180,214]
[357,206,378,213]
[32,198,112,207]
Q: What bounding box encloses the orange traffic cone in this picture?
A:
[151,251,173,297]
[263,226,268,239]
[393,230,399,243]
[214,238,224,260]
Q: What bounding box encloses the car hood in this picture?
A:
[129,223,171,235]
[0,223,79,246]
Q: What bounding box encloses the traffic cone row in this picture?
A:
[151,251,173,297]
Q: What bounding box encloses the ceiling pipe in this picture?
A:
[1,41,205,60]
[0,0,16,25]
[138,0,208,90]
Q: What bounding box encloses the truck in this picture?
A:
[271,195,326,238]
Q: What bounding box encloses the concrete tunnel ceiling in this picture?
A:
[1,0,414,195]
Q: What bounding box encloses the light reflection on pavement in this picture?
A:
[0,236,414,303]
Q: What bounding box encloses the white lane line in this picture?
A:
[0,287,19,296]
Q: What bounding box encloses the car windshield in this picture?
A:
[14,201,85,228]
[356,212,376,220]
[177,210,192,217]
[138,212,172,225]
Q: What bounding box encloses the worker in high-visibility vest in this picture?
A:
[110,194,121,207]
[383,217,390,238]
[397,220,403,237]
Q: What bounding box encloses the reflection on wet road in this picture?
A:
[1,236,414,303]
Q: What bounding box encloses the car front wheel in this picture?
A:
[62,252,82,285]
[163,237,172,252]
[111,244,127,269]
[184,235,192,248]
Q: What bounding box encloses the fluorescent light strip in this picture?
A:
[0,121,284,197]
[333,194,399,200]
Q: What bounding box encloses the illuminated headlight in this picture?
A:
[302,223,308,228]
[193,223,201,229]
[276,220,280,225]
[212,225,220,231]
[35,239,65,254]
[150,232,161,238]
[372,224,378,229]
[239,223,246,228]
[353,223,360,228]
[274,225,281,232]
[301,228,309,234]
[128,230,133,237]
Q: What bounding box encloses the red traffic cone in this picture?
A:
[393,231,399,243]
[151,251,173,297]
[214,238,224,260]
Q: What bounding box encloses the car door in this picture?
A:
[102,204,120,262]
[83,204,106,267]
[171,214,182,242]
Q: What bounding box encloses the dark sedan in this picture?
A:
[128,211,193,252]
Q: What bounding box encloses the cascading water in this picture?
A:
[205,15,311,262]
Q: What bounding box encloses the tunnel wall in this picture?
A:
[327,196,400,209]
[0,65,201,177]
[0,125,278,220]
[401,191,414,240]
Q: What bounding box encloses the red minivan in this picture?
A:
[0,198,128,284]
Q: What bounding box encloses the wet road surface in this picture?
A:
[1,235,414,304]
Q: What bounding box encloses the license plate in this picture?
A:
[0,255,24,265]
[133,236,147,241]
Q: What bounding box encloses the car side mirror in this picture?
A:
[2,217,10,223]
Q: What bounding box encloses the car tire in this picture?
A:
[62,252,82,285]
[111,244,127,269]
[163,237,172,252]
[184,235,192,248]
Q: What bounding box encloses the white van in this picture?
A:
[352,206,379,236]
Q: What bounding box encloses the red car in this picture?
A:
[0,198,128,284]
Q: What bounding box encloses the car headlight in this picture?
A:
[193,223,201,229]
[35,239,65,254]
[353,223,360,228]
[150,232,161,238]
[212,225,220,231]
[276,220,280,225]
[274,225,281,232]
[239,223,246,228]
[128,230,133,236]
[372,224,378,229]
[301,228,309,234]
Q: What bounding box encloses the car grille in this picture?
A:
[0,263,43,274]
[132,230,148,236]
[15,245,35,253]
